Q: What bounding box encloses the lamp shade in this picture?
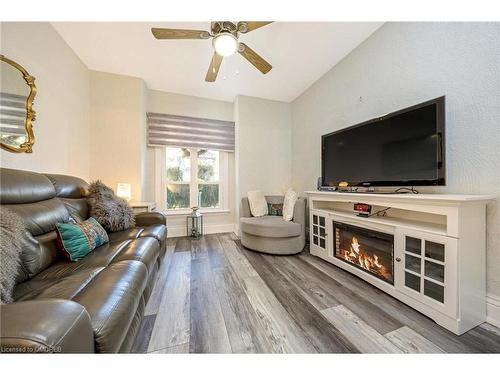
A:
[116,183,132,201]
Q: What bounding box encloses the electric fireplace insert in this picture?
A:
[333,221,394,284]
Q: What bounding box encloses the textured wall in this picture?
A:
[89,71,147,201]
[0,22,90,179]
[235,95,293,227]
[291,23,500,300]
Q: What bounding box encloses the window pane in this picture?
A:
[406,236,421,255]
[424,280,444,303]
[198,150,219,183]
[167,184,190,209]
[425,261,444,283]
[405,272,420,292]
[425,241,445,262]
[166,148,191,182]
[405,254,421,274]
[199,184,219,208]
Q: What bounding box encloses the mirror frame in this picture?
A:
[0,54,37,153]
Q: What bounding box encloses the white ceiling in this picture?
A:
[52,22,383,103]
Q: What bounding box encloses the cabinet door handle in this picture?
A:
[396,257,401,262]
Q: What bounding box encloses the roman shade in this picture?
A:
[0,92,27,136]
[147,112,235,152]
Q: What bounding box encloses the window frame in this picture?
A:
[156,147,229,214]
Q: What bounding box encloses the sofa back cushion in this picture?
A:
[45,174,89,221]
[0,168,70,280]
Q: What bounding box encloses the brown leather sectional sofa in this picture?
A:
[0,168,167,353]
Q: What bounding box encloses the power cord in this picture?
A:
[394,186,419,194]
[367,207,391,217]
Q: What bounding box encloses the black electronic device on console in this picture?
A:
[317,177,337,192]
[354,203,372,217]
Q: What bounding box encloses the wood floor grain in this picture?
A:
[385,326,445,353]
[189,248,232,353]
[241,246,358,353]
[147,251,191,352]
[321,305,402,353]
[130,314,156,353]
[144,239,176,316]
[133,234,500,354]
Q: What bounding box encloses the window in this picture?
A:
[197,150,220,208]
[161,147,228,212]
[165,148,191,209]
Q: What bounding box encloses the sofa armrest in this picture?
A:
[0,299,94,353]
[135,212,166,227]
[292,197,306,232]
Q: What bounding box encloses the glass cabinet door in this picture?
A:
[395,229,457,317]
[311,211,328,255]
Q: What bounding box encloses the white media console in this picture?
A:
[305,190,495,335]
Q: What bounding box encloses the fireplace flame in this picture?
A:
[342,236,391,280]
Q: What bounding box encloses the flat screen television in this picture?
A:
[321,96,445,187]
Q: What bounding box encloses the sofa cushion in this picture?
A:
[240,216,301,238]
[44,174,88,199]
[72,260,148,353]
[21,241,131,283]
[19,235,159,284]
[108,228,145,243]
[15,260,149,353]
[110,237,159,273]
[0,168,56,204]
[139,225,167,247]
[109,225,167,248]
[14,267,104,302]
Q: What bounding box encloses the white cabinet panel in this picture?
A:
[394,228,457,318]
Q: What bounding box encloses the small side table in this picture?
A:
[130,202,156,214]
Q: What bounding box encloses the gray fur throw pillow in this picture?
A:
[0,208,25,304]
[87,180,135,232]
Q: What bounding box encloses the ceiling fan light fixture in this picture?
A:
[213,32,238,57]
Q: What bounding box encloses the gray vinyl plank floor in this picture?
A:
[132,233,500,354]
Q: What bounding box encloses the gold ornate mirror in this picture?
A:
[0,55,36,153]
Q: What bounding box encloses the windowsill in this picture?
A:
[163,208,231,216]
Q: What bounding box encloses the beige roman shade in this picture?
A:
[0,92,27,136]
[147,112,235,152]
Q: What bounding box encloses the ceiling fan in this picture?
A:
[151,21,273,82]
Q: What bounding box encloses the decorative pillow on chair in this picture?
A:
[56,217,109,262]
[283,188,298,221]
[87,180,135,232]
[247,190,268,217]
[267,203,283,216]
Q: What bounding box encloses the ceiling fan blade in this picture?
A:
[238,43,272,74]
[205,52,223,82]
[151,28,210,39]
[237,21,272,33]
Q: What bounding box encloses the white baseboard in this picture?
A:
[486,294,500,328]
[167,223,236,238]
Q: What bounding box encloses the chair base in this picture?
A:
[240,231,305,255]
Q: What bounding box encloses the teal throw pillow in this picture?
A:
[267,203,283,216]
[56,217,109,261]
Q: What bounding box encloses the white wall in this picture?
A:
[235,95,293,225]
[0,22,90,179]
[291,22,500,318]
[89,71,147,202]
[147,89,236,236]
